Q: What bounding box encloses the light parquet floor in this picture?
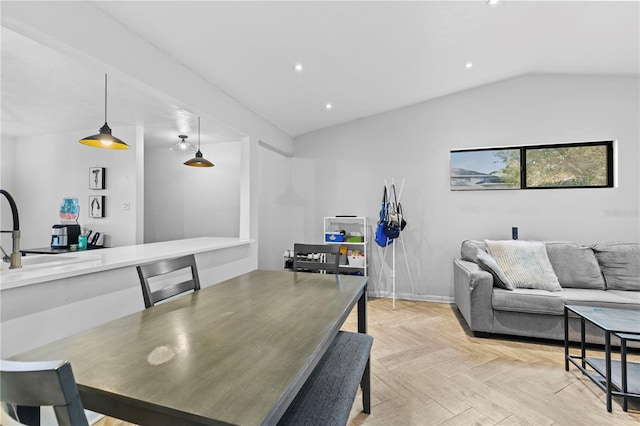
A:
[96,298,640,426]
[343,298,640,426]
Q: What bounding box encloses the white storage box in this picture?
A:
[347,255,365,267]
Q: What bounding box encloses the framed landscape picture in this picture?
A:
[89,167,106,190]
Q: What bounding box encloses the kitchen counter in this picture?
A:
[1,237,256,358]
[21,246,105,255]
[1,237,252,290]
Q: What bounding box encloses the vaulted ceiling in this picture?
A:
[2,1,638,147]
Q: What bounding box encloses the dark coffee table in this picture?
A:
[564,305,640,412]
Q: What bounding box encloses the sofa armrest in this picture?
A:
[453,258,494,334]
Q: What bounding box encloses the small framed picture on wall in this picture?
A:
[89,167,106,190]
[89,195,105,218]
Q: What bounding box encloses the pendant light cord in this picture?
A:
[198,116,201,150]
[104,73,108,123]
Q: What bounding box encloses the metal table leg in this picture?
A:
[564,307,569,371]
[621,336,628,412]
[605,331,612,413]
[580,317,586,369]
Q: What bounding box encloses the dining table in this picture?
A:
[10,269,369,426]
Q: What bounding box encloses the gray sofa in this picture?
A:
[453,240,640,345]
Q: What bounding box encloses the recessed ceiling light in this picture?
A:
[293,63,303,72]
[465,62,474,69]
[325,103,332,110]
[487,0,500,6]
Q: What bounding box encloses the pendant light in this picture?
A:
[184,116,214,167]
[79,74,129,150]
[170,135,196,152]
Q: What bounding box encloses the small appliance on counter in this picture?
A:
[51,224,81,248]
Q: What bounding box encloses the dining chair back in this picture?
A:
[292,243,341,274]
[0,359,89,426]
[136,254,201,308]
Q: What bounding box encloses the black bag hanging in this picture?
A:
[398,202,407,231]
[382,184,401,239]
[375,186,394,247]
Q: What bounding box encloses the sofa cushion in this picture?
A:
[486,240,562,292]
[492,288,640,316]
[492,288,564,315]
[545,241,605,290]
[607,290,640,303]
[460,240,487,263]
[476,249,514,290]
[592,242,640,291]
[560,288,640,310]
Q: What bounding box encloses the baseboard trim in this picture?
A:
[367,290,453,304]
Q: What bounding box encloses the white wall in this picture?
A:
[2,126,140,250]
[293,74,640,301]
[145,141,242,242]
[257,145,300,269]
[0,136,17,250]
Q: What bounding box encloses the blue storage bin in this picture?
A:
[325,232,345,242]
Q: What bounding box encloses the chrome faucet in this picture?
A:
[0,189,21,269]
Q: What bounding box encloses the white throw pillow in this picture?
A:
[485,240,562,292]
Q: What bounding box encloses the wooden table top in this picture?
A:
[11,270,368,426]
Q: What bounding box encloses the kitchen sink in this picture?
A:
[1,254,98,273]
[20,255,68,266]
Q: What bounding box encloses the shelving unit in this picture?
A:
[282,217,369,275]
[323,216,368,276]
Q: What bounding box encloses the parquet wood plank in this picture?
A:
[495,414,534,426]
[393,368,472,415]
[438,407,496,426]
[380,400,456,426]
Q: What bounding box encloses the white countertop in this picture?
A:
[0,237,253,290]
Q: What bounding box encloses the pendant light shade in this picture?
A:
[184,117,214,167]
[79,74,129,150]
[170,135,196,152]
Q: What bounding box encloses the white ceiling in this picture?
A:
[1,27,246,146]
[2,1,638,147]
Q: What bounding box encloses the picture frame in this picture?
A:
[89,167,106,190]
[89,195,105,218]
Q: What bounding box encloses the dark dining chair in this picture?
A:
[0,359,89,426]
[136,254,201,308]
[292,243,341,274]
